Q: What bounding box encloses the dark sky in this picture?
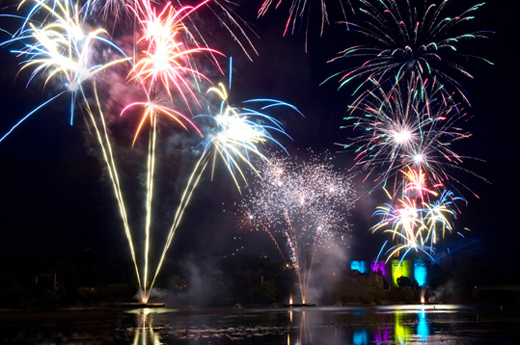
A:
[0,0,518,280]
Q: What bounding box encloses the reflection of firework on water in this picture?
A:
[325,0,493,100]
[241,151,356,303]
[341,77,483,197]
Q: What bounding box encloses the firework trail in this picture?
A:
[83,82,143,290]
[325,0,493,101]
[235,212,288,263]
[0,0,269,304]
[146,80,302,301]
[258,0,352,51]
[241,151,356,304]
[0,0,144,287]
[121,0,228,301]
[172,0,259,62]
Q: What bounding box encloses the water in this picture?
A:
[1,304,520,344]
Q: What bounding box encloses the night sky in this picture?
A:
[0,0,518,283]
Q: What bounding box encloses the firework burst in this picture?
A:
[128,0,224,109]
[341,76,483,197]
[371,168,465,264]
[325,0,493,101]
[241,151,356,304]
[146,79,302,299]
[0,0,128,141]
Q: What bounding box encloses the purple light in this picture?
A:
[371,260,386,277]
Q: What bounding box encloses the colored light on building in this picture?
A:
[414,259,428,287]
[351,260,369,273]
[391,260,413,287]
[371,260,386,276]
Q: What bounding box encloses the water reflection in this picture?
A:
[295,311,312,345]
[394,312,411,343]
[286,310,313,345]
[292,306,432,345]
[132,309,162,345]
[118,305,494,345]
[349,309,430,344]
[373,328,389,344]
[417,311,430,342]
[2,304,516,344]
[353,329,368,344]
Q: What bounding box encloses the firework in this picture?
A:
[258,0,352,51]
[241,151,356,304]
[120,95,202,146]
[146,80,302,300]
[325,0,493,101]
[0,0,267,305]
[86,0,260,64]
[172,0,258,62]
[0,0,128,141]
[120,0,230,301]
[341,77,483,197]
[422,189,464,247]
[401,166,438,200]
[372,195,426,249]
[128,0,224,108]
[371,169,465,264]
[89,0,136,20]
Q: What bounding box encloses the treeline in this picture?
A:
[0,251,497,310]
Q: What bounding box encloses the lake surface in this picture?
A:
[2,304,520,344]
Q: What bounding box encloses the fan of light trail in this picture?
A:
[0,0,268,304]
[145,80,303,302]
[241,151,356,304]
[120,0,227,302]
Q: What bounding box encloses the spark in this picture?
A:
[241,151,356,304]
[325,0,493,101]
[0,0,129,141]
[146,79,302,302]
